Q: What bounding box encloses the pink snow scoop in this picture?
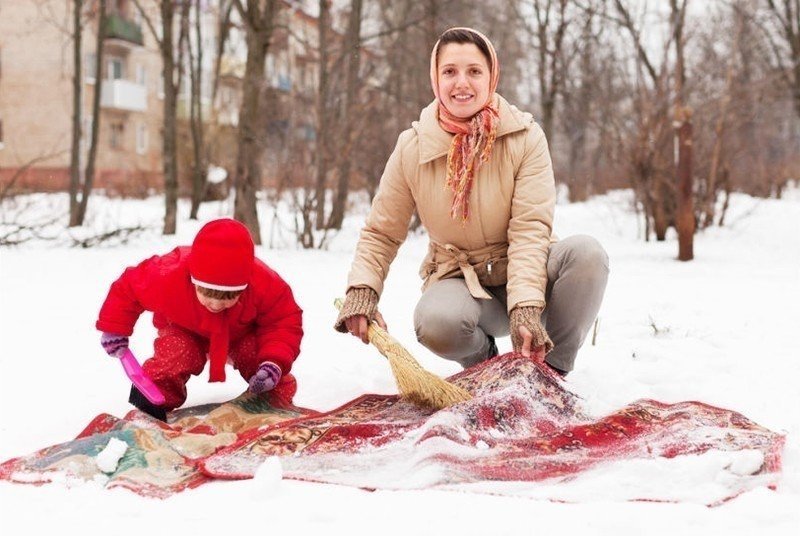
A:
[119,349,165,405]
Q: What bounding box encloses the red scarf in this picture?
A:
[430,28,500,221]
[199,308,229,383]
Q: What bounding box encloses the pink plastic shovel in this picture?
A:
[119,349,166,405]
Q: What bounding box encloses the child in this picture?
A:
[96,218,303,420]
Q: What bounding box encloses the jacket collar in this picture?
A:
[413,93,533,164]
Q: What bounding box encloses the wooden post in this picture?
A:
[674,105,694,261]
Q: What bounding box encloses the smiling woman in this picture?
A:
[433,33,495,119]
[334,27,609,378]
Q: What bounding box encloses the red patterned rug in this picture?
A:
[1,353,785,503]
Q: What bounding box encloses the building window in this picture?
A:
[135,63,147,87]
[110,123,124,149]
[107,57,125,80]
[136,123,148,154]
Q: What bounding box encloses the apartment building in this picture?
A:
[0,0,366,195]
[0,0,163,194]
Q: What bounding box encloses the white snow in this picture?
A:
[0,187,799,535]
[94,437,128,474]
[727,449,766,477]
[206,165,228,185]
[250,456,283,499]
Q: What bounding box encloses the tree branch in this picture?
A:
[131,0,162,47]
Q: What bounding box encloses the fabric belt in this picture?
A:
[432,242,496,300]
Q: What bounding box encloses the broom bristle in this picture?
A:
[335,298,472,410]
[383,344,472,410]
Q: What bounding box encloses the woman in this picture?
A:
[334,28,608,376]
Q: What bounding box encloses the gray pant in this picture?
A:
[413,235,609,372]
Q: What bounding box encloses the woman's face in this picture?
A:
[436,42,491,119]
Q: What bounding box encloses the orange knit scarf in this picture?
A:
[441,104,499,221]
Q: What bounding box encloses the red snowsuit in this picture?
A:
[96,246,303,409]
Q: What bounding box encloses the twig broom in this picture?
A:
[334,299,472,410]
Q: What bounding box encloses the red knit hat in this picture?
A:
[188,219,255,291]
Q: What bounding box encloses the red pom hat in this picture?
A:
[189,219,255,291]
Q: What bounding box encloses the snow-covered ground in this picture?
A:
[0,188,798,535]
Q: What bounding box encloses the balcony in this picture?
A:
[100,79,147,112]
[105,13,144,47]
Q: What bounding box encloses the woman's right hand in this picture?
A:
[345,311,388,344]
[334,287,381,338]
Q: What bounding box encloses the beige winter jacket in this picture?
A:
[346,94,556,312]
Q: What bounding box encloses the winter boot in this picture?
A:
[487,335,498,360]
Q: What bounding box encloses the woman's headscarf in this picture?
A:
[430,27,500,222]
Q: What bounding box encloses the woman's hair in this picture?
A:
[195,285,243,300]
[436,28,493,68]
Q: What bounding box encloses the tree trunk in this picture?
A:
[675,106,694,261]
[161,2,178,235]
[326,0,362,230]
[652,178,668,241]
[671,0,693,260]
[68,0,83,227]
[189,0,206,219]
[313,0,330,228]
[211,0,234,104]
[700,65,733,229]
[536,20,552,141]
[76,0,106,226]
[233,0,277,245]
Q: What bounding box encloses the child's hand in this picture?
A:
[248,361,282,394]
[100,332,129,358]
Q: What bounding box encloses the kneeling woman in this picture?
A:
[335,27,608,376]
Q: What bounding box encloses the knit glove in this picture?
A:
[101,332,129,358]
[248,361,282,395]
[334,287,379,333]
[510,306,554,356]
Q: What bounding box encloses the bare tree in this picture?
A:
[761,0,800,119]
[519,0,571,142]
[313,0,331,229]
[326,0,363,230]
[609,0,678,241]
[187,0,208,219]
[671,0,694,261]
[560,0,603,201]
[133,0,181,235]
[68,0,83,226]
[72,0,107,227]
[231,0,280,244]
[211,0,235,104]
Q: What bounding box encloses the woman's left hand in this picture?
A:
[515,325,546,361]
[510,306,554,359]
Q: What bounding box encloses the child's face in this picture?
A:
[195,288,240,313]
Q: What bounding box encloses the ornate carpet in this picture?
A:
[0,353,784,503]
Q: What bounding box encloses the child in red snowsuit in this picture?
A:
[96,218,303,419]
